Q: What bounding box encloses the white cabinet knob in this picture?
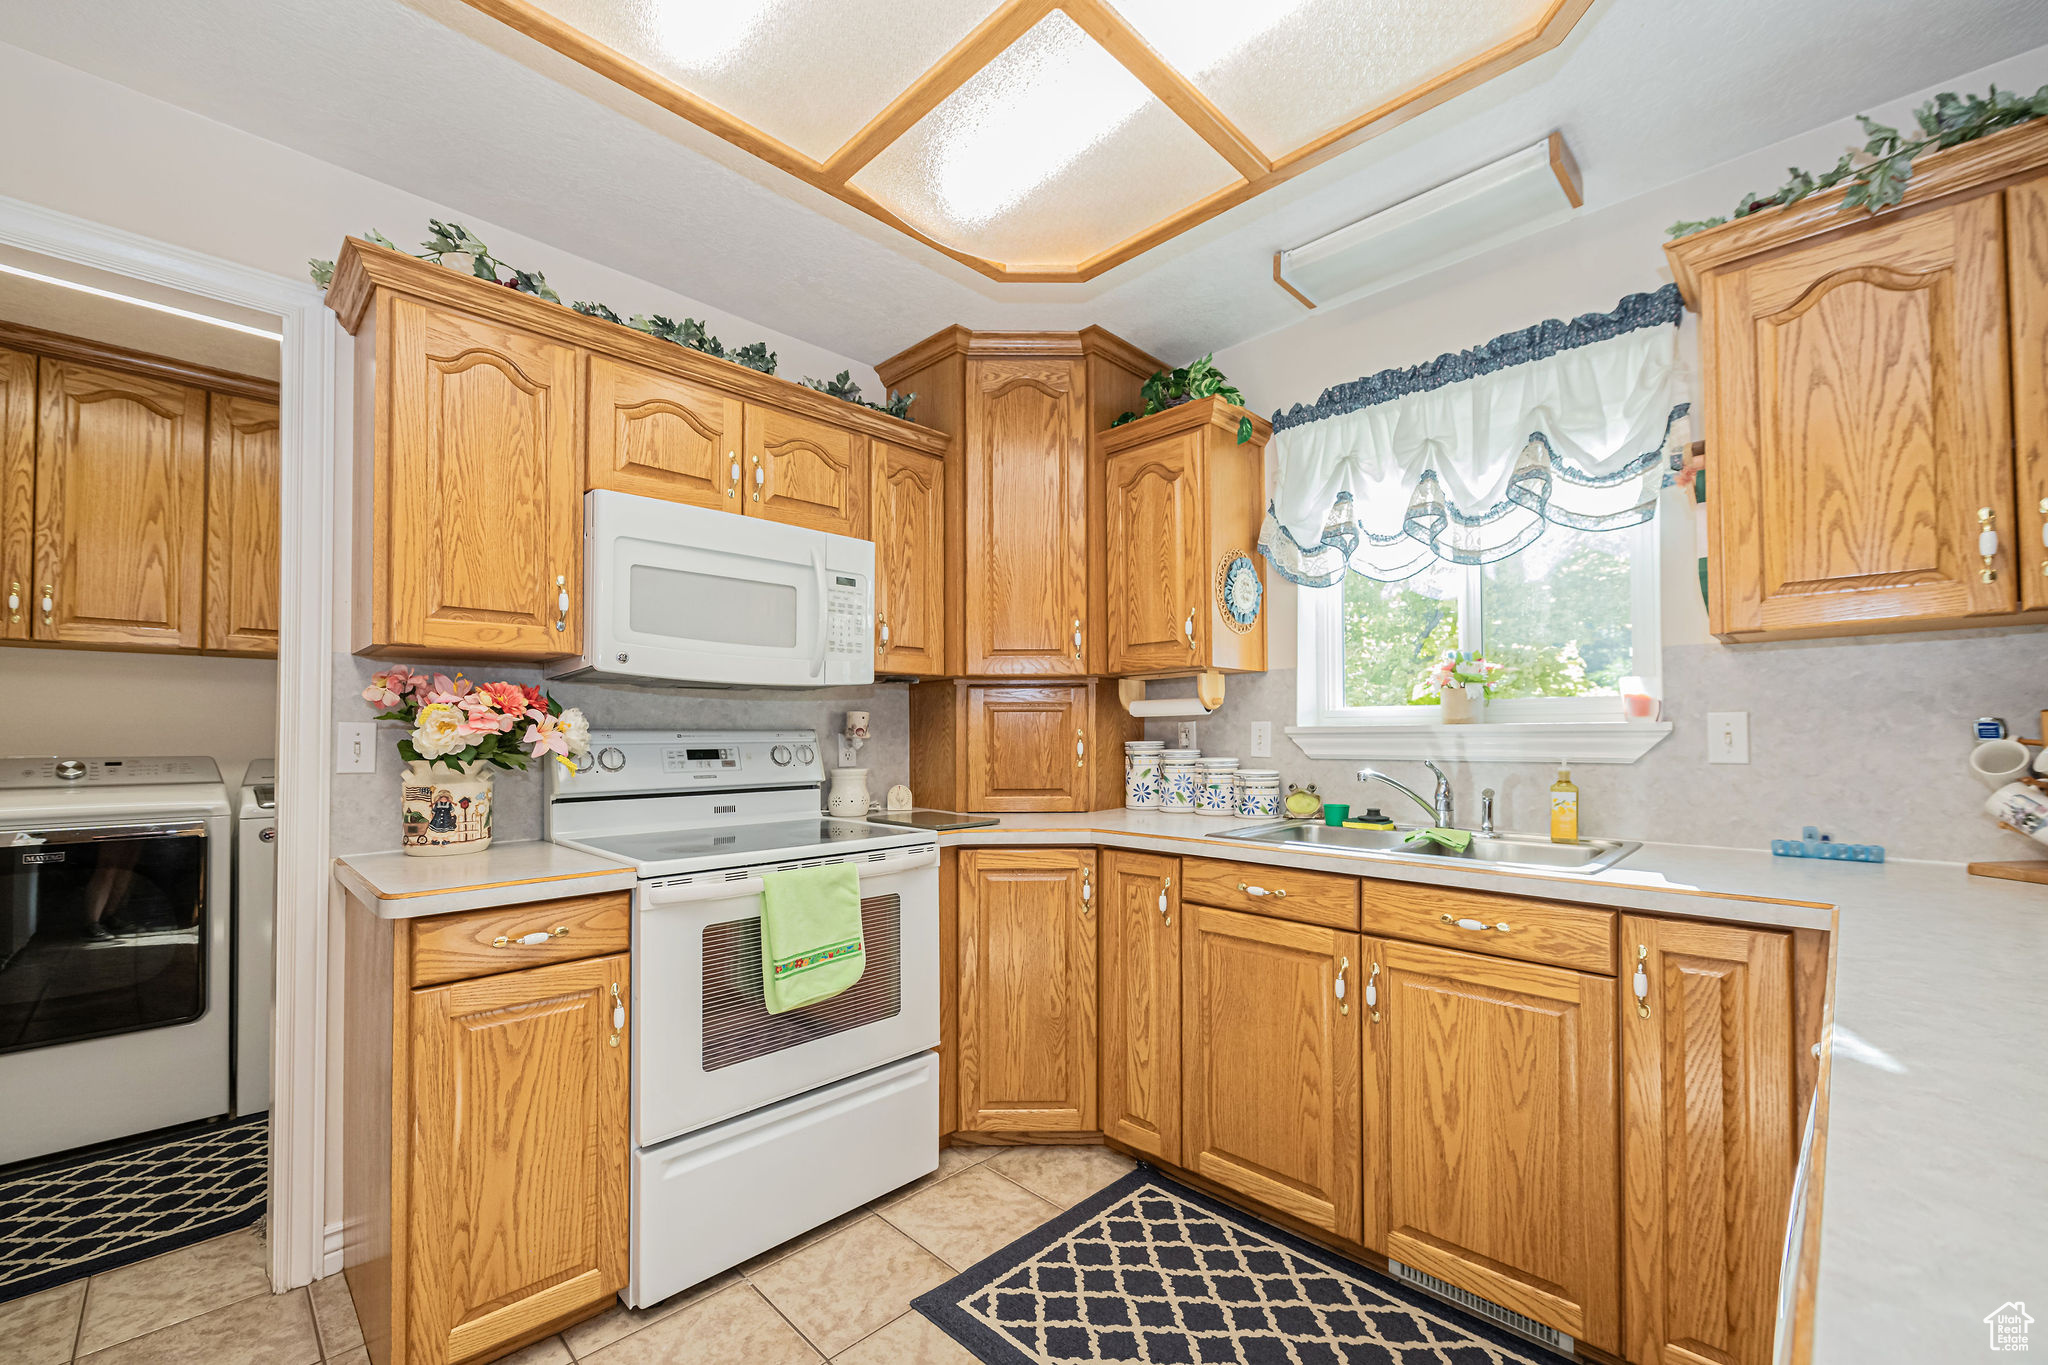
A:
[1184,610,1194,643]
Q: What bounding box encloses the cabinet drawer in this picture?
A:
[1359,879,1614,974]
[410,891,631,987]
[1181,858,1359,930]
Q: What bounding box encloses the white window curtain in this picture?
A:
[1259,286,1689,584]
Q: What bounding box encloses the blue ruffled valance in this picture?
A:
[1259,286,1688,584]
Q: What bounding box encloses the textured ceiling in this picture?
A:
[3,0,2045,368]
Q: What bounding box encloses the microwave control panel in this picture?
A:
[825,572,871,677]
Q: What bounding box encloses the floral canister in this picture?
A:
[1160,750,1201,813]
[1124,740,1165,809]
[1196,757,1240,817]
[1235,770,1281,819]
[401,759,495,855]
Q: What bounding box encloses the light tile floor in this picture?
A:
[0,1143,1135,1364]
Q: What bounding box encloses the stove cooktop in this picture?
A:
[560,817,931,878]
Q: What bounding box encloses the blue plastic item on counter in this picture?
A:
[1770,826,1884,863]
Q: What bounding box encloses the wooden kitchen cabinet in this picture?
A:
[745,401,867,538]
[33,357,208,649]
[1181,902,1361,1240]
[870,439,945,676]
[907,679,1139,812]
[1100,398,1270,676]
[346,890,631,1365]
[204,395,281,655]
[0,346,32,642]
[1620,916,1794,1365]
[956,848,1097,1132]
[1097,851,1180,1163]
[1664,120,2048,639]
[585,352,744,509]
[1362,938,1619,1351]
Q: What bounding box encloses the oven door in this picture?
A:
[633,845,938,1149]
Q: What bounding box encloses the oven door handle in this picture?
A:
[640,848,938,906]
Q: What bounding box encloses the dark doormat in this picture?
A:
[0,1115,266,1305]
[913,1165,1574,1364]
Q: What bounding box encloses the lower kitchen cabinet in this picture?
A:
[1621,916,1794,1365]
[1362,938,1620,1352]
[347,891,631,1365]
[1182,903,1361,1241]
[956,848,1097,1132]
[1097,851,1180,1162]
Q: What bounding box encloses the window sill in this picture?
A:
[1285,720,1672,764]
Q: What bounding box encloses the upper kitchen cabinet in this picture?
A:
[0,346,32,642]
[1665,120,2048,639]
[877,327,1159,676]
[34,357,208,650]
[586,352,744,509]
[744,402,867,538]
[871,439,945,676]
[204,396,282,656]
[907,679,1139,813]
[1100,398,1270,676]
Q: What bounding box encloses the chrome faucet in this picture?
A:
[1479,787,1496,836]
[1356,761,1453,828]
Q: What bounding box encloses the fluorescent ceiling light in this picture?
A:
[1109,0,1312,78]
[651,0,780,73]
[0,261,283,341]
[1276,133,1583,310]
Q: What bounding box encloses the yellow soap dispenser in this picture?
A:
[1549,762,1579,844]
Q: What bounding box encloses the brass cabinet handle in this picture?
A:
[1633,944,1650,1018]
[1335,955,1350,1015]
[1238,881,1287,898]
[753,453,764,501]
[1183,610,1195,645]
[1075,728,1085,769]
[494,925,569,948]
[554,574,570,633]
[40,583,53,627]
[1079,867,1092,917]
[728,452,740,498]
[1441,913,1510,933]
[609,979,626,1048]
[1072,615,1082,661]
[1365,960,1381,1023]
[1157,876,1172,926]
[1978,506,1999,582]
[878,615,889,647]
[2038,497,2047,578]
[6,580,17,624]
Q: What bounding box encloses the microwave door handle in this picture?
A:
[810,547,829,681]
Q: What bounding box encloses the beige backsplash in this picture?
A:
[1142,628,2048,864]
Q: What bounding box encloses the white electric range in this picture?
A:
[547,730,940,1307]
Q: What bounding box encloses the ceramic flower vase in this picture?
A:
[1439,685,1484,725]
[401,759,495,856]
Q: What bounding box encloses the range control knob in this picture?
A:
[771,745,793,766]
[572,748,597,774]
[55,758,86,780]
[795,744,816,765]
[596,746,626,772]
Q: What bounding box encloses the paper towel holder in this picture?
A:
[1118,670,1226,718]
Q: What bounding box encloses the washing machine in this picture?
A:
[234,760,274,1117]
[0,756,233,1165]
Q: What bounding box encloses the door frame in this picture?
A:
[0,192,341,1292]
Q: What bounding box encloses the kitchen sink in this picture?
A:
[1218,821,1639,874]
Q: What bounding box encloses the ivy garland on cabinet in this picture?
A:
[309,221,914,420]
[1112,353,1256,443]
[1667,83,2048,238]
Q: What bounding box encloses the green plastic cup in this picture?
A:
[1322,803,1350,826]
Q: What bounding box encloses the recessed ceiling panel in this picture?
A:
[1111,0,1559,156]
[850,10,1239,269]
[526,0,1006,160]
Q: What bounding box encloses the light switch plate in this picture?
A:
[1176,721,1198,749]
[1250,721,1273,757]
[337,722,377,774]
[1707,712,1750,764]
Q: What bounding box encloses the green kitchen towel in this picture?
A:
[759,861,866,1014]
[1404,827,1473,853]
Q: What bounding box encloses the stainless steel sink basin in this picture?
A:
[1218,821,1639,874]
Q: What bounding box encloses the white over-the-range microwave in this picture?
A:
[545,490,875,689]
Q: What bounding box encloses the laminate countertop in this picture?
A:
[334,840,635,918]
[935,810,2048,1365]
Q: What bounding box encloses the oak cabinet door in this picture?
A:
[957,848,1097,1132]
[965,685,1086,811]
[1620,917,1793,1365]
[33,357,207,648]
[0,347,32,642]
[964,357,1087,675]
[204,396,281,656]
[1098,851,1181,1163]
[1105,433,1203,674]
[1706,193,2014,634]
[745,403,867,538]
[1363,939,1619,1351]
[408,953,628,1365]
[385,300,582,657]
[871,440,945,676]
[1182,903,1361,1240]
[2009,171,2048,610]
[585,353,743,510]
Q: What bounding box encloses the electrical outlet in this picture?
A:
[838,735,859,767]
[1250,721,1273,757]
[1176,721,1198,749]
[1707,712,1750,764]
[337,722,377,774]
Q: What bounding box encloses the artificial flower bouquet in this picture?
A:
[362,666,591,770]
[1411,651,1504,703]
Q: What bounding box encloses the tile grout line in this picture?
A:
[308,1279,329,1361]
[69,1275,91,1363]
[825,1307,916,1361]
[745,1277,833,1361]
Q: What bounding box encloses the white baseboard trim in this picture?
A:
[322,1221,346,1279]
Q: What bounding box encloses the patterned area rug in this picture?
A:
[0,1116,266,1304]
[914,1167,1571,1365]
